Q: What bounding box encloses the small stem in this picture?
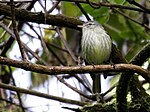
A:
[10,0,26,61]
[56,27,77,62]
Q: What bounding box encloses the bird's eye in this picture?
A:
[87,22,94,26]
[84,21,95,27]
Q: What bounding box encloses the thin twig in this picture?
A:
[48,0,60,13]
[47,44,66,65]
[102,83,117,97]
[57,76,92,99]
[10,1,26,111]
[26,23,51,58]
[86,0,100,9]
[72,74,92,93]
[126,0,150,13]
[75,2,91,21]
[9,66,26,111]
[0,21,12,40]
[45,41,69,53]
[10,0,26,61]
[56,27,77,62]
[0,22,16,38]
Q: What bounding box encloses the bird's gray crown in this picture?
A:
[83,21,103,29]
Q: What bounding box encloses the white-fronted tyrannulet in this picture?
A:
[80,21,112,93]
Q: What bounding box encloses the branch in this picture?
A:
[56,27,77,62]
[10,0,27,61]
[59,0,150,13]
[126,0,150,12]
[0,56,149,82]
[0,82,89,106]
[0,3,82,30]
[75,1,91,21]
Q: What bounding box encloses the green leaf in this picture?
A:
[108,0,125,4]
[0,28,9,43]
[125,41,149,61]
[94,7,110,24]
[81,4,110,24]
[114,0,125,4]
[61,2,80,16]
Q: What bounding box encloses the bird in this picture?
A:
[80,21,112,93]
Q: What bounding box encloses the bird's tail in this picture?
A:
[90,73,101,93]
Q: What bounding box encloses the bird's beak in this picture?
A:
[78,25,83,28]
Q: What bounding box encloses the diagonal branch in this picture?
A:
[10,0,27,61]
[56,27,77,62]
[126,0,150,12]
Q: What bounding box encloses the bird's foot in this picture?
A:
[92,64,96,68]
[95,93,103,103]
[111,63,116,69]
